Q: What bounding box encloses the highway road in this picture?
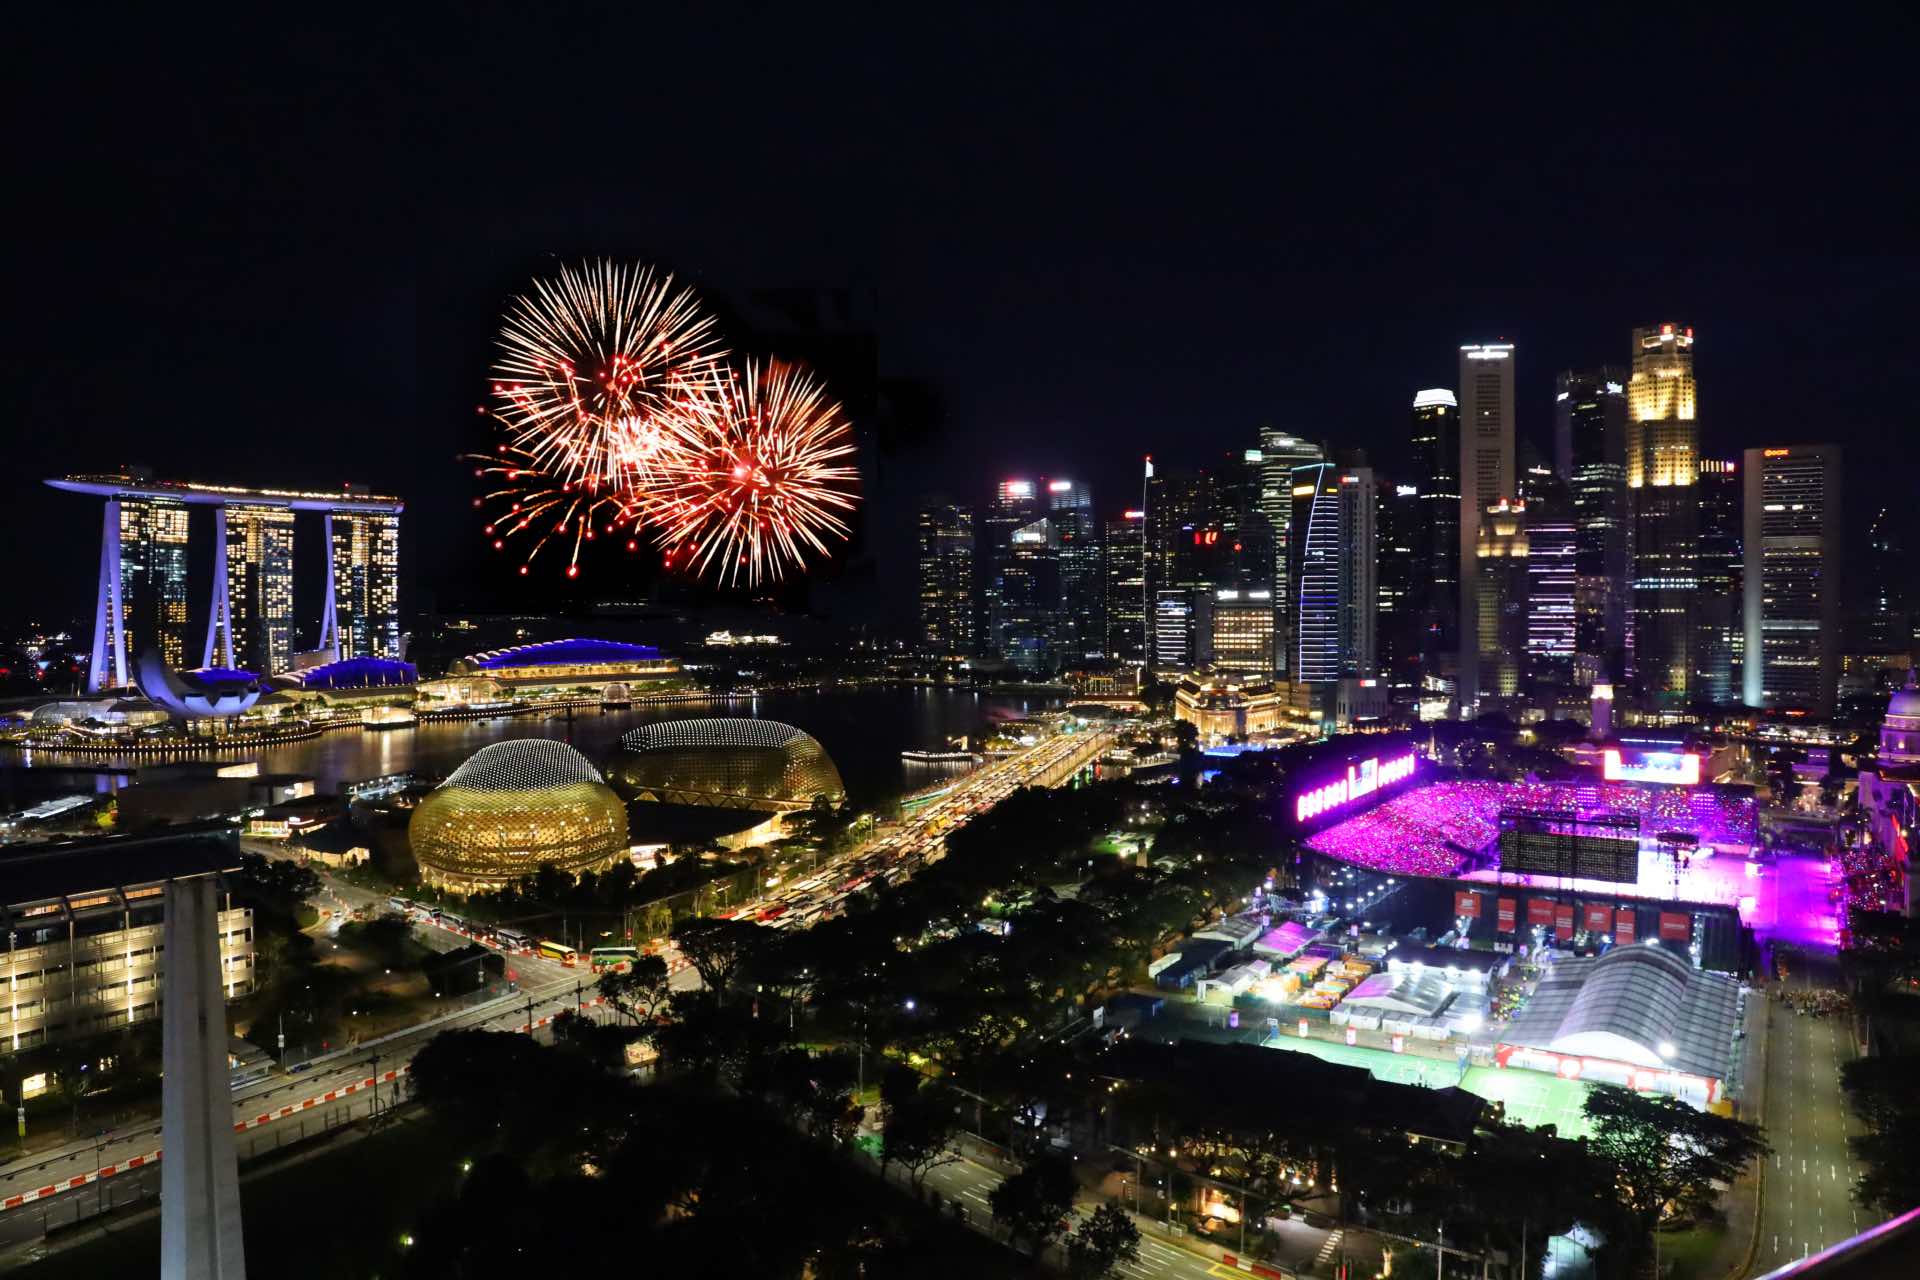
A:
[0,721,1114,1236]
[1749,957,1867,1274]
[918,1149,1324,1280]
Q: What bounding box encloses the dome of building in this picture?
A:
[1882,670,1920,767]
[606,718,846,812]
[409,739,629,894]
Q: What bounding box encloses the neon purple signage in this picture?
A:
[1295,751,1417,823]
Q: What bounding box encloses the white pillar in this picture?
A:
[160,877,247,1279]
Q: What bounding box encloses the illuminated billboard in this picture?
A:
[1602,748,1701,786]
[1294,751,1418,824]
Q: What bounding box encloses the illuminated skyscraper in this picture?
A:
[1693,459,1742,704]
[1257,429,1325,678]
[1458,343,1515,714]
[50,473,401,692]
[1000,517,1060,674]
[1204,589,1277,678]
[208,502,296,675]
[1289,460,1375,684]
[916,498,975,657]
[983,479,1042,660]
[1375,479,1424,695]
[1103,510,1147,664]
[1048,479,1104,663]
[322,510,402,660]
[1744,445,1842,716]
[1473,499,1531,706]
[1557,368,1628,686]
[1523,478,1577,696]
[1627,324,1699,701]
[1144,464,1219,671]
[1409,390,1460,676]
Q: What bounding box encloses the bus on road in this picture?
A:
[589,946,643,973]
[538,939,579,966]
[494,927,531,951]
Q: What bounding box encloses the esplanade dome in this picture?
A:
[410,739,629,893]
[605,718,846,812]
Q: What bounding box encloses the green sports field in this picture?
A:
[1460,1065,1595,1137]
[1261,1032,1467,1088]
[1259,1035,1595,1136]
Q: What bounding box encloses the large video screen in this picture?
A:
[1498,829,1641,883]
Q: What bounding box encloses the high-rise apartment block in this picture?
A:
[1743,444,1842,716]
[1557,368,1629,686]
[1457,343,1515,714]
[1626,324,1699,701]
[916,498,975,656]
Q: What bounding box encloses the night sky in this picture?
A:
[12,8,1916,641]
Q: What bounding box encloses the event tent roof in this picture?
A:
[1500,943,1739,1080]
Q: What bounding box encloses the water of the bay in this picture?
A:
[3,688,1062,811]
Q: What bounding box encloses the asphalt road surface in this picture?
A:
[1750,961,1867,1273]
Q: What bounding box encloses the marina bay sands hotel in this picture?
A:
[47,472,403,693]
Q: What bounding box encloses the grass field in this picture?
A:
[1262,1033,1468,1088]
[1260,1035,1596,1136]
[1460,1065,1594,1137]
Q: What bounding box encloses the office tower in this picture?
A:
[1000,517,1060,674]
[1557,368,1629,686]
[1289,460,1376,683]
[916,498,975,656]
[1143,464,1219,671]
[1627,324,1699,701]
[1848,508,1911,663]
[1048,479,1103,662]
[1473,499,1531,705]
[1152,589,1198,670]
[1103,509,1147,664]
[1524,477,1577,696]
[1375,480,1423,695]
[1409,390,1460,676]
[1205,588,1277,677]
[1744,445,1843,715]
[322,510,402,660]
[1693,459,1741,704]
[206,502,296,675]
[983,479,1042,659]
[1257,429,1326,678]
[1458,342,1516,714]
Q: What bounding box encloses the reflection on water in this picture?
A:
[4,689,1061,810]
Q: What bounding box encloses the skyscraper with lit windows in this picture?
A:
[1289,460,1375,684]
[1048,479,1103,663]
[212,502,296,675]
[1103,509,1146,664]
[1256,429,1324,678]
[1694,458,1742,704]
[1458,343,1515,714]
[1744,444,1842,716]
[916,498,975,657]
[323,510,402,660]
[1409,390,1459,678]
[1557,368,1628,686]
[1627,324,1699,701]
[120,494,191,676]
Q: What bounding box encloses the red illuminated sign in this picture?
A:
[1454,891,1481,918]
[1615,909,1636,944]
[1659,912,1691,941]
[1555,904,1576,940]
[1528,898,1556,926]
[1497,897,1517,930]
[1584,904,1614,935]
